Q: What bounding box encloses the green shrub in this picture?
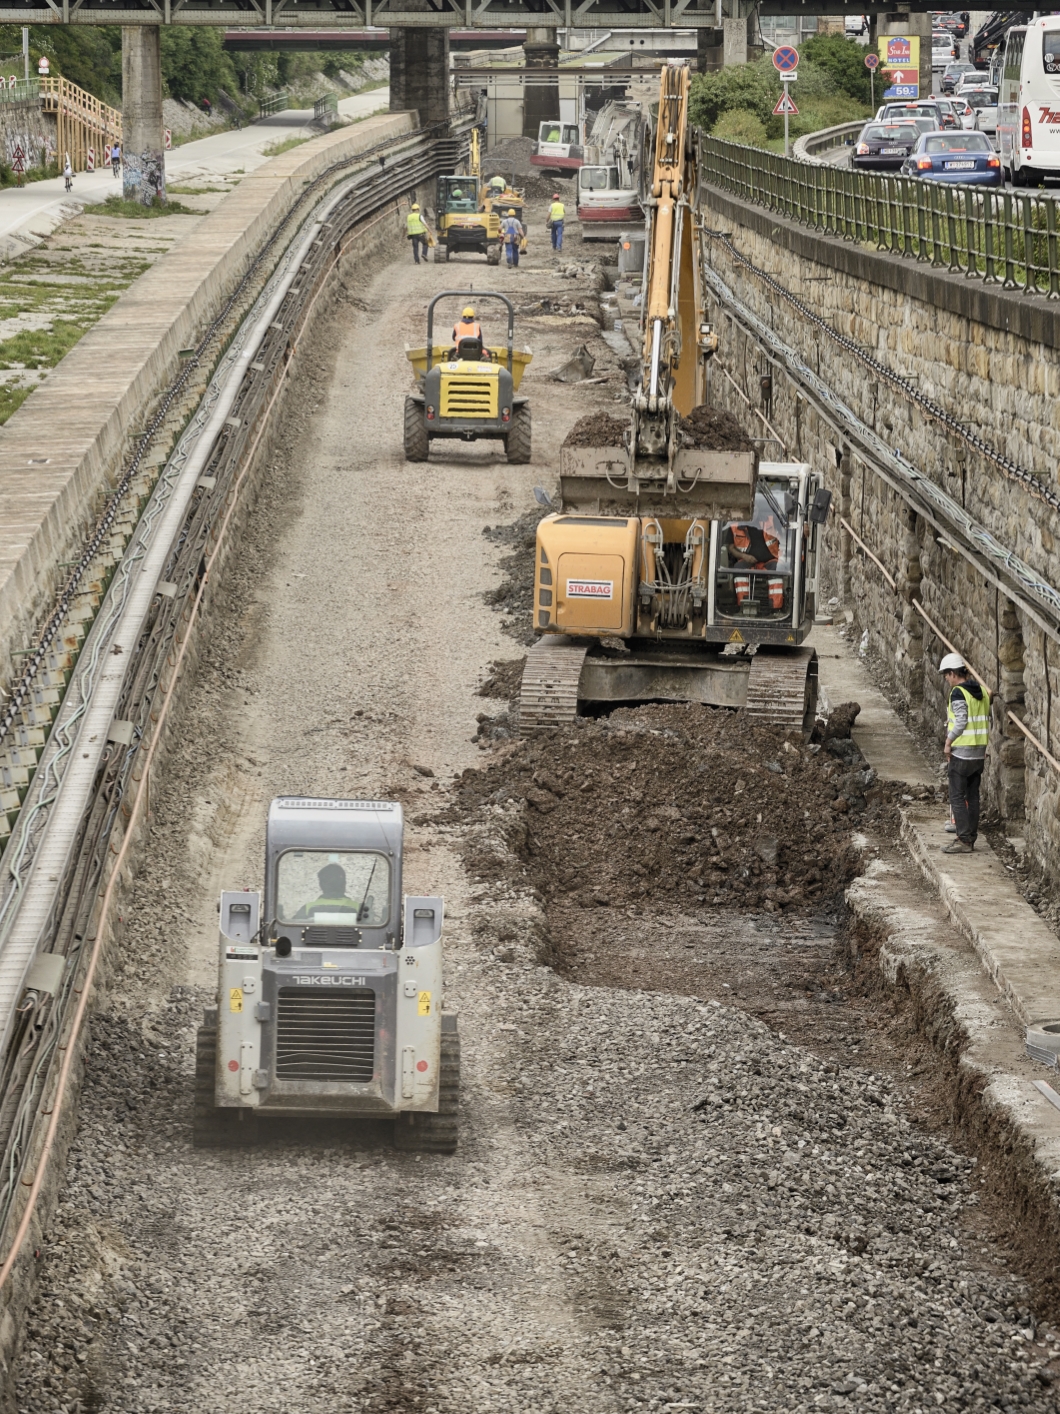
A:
[800,33,874,106]
[712,108,769,148]
[691,52,871,144]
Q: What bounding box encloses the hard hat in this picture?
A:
[411,203,420,211]
[507,208,516,215]
[552,192,560,198]
[939,652,966,673]
[462,305,476,317]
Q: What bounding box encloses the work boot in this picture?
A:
[941,839,974,854]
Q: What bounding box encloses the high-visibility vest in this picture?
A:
[947,684,990,748]
[303,895,359,916]
[733,524,780,566]
[406,210,427,236]
[549,200,565,222]
[452,319,482,343]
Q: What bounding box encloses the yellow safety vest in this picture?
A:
[406,210,427,236]
[947,684,990,748]
[549,200,565,222]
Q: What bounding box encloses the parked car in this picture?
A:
[941,61,977,92]
[900,130,1002,184]
[962,85,999,136]
[853,121,923,170]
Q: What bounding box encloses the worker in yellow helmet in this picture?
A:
[406,203,428,265]
[500,207,525,268]
[548,192,566,252]
[452,304,483,345]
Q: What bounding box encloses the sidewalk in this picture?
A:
[809,619,1060,1035]
[0,88,389,259]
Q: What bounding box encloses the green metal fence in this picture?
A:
[699,135,1060,299]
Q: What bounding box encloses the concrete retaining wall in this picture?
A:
[0,109,415,708]
[700,184,1060,880]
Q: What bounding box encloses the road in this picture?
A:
[5,202,1059,1414]
[0,87,389,258]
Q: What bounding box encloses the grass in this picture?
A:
[262,135,312,158]
[93,195,197,219]
[166,182,233,195]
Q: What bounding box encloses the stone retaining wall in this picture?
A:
[699,185,1060,881]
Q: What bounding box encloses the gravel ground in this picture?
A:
[8,211,1060,1414]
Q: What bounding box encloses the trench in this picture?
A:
[6,211,1060,1414]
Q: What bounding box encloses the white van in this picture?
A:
[997,17,1060,184]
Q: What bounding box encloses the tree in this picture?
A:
[800,34,873,106]
[159,28,239,104]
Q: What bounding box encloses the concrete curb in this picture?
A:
[900,807,1060,1028]
[846,854,1060,1273]
[0,109,415,694]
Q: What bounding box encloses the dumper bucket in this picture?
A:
[405,345,533,391]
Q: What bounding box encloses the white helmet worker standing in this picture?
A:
[939,650,989,856]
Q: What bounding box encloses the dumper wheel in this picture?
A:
[506,404,531,464]
[393,1018,460,1154]
[193,1020,256,1149]
[403,396,430,462]
[487,244,501,266]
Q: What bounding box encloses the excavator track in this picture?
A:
[518,636,589,735]
[744,647,818,738]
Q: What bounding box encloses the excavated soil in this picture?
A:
[482,507,547,645]
[679,404,756,451]
[454,702,905,915]
[562,412,630,448]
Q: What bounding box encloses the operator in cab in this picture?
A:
[452,305,483,344]
[725,518,780,569]
[293,862,360,919]
[488,174,507,195]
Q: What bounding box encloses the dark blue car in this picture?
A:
[900,130,1002,185]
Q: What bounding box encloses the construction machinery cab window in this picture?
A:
[277,849,391,926]
[580,165,621,191]
[539,122,579,144]
[438,175,479,213]
[716,479,801,624]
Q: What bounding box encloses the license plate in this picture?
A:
[881,147,905,154]
[944,160,976,169]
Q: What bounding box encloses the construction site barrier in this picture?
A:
[699,133,1060,299]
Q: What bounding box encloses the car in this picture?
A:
[961,85,999,136]
[933,32,958,68]
[853,121,923,170]
[877,102,944,129]
[900,130,1002,184]
[941,60,977,93]
[845,13,867,35]
[932,98,964,129]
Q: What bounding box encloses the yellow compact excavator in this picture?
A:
[518,62,832,737]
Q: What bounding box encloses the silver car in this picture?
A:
[963,86,999,137]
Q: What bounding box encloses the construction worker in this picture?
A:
[939,652,990,855]
[452,305,483,346]
[489,174,506,195]
[549,192,566,252]
[406,203,428,265]
[500,207,525,268]
[293,863,360,919]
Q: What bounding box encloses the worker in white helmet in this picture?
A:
[939,652,990,855]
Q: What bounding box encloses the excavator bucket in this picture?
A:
[558,443,757,520]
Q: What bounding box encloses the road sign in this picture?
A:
[86,147,94,171]
[865,52,879,69]
[773,90,799,116]
[12,144,24,173]
[772,44,799,73]
[164,128,172,150]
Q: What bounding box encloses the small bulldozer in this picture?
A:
[403,290,532,463]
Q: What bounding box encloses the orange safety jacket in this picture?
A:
[732,524,780,567]
[452,319,482,343]
[734,575,785,609]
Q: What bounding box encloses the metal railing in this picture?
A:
[313,92,338,123]
[699,134,1060,298]
[259,89,289,117]
[792,120,863,164]
[0,78,39,105]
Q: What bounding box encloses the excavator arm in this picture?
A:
[633,62,715,480]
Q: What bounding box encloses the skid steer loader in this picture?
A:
[194,797,459,1152]
[403,290,533,463]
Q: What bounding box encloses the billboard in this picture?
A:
[878,34,920,100]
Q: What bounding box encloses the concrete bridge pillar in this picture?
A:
[523,27,560,139]
[697,27,725,73]
[121,26,166,206]
[389,28,450,128]
[723,17,748,66]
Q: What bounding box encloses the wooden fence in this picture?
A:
[39,76,122,174]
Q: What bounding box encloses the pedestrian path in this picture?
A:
[0,87,389,258]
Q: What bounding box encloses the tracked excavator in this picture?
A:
[518,62,831,737]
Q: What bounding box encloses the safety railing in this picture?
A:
[313,92,338,123]
[699,134,1060,299]
[39,74,121,173]
[259,89,289,117]
[0,78,39,105]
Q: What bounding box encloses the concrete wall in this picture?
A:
[0,99,54,168]
[0,112,416,723]
[699,185,1060,880]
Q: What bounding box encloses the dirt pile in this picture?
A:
[482,507,548,645]
[562,412,630,448]
[455,702,909,914]
[679,405,756,452]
